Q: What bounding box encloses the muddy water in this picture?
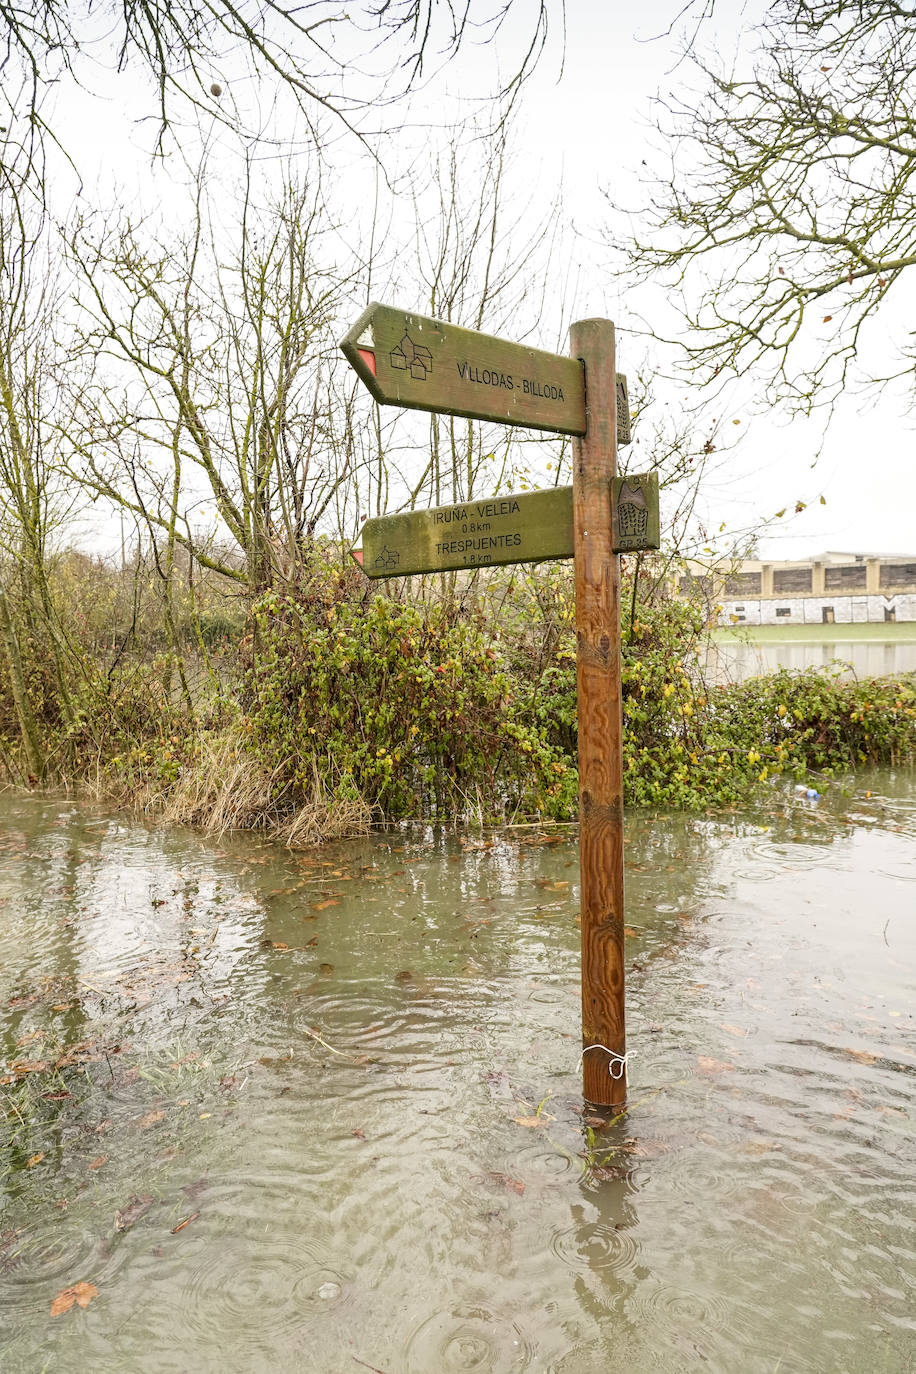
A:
[1,777,914,1373]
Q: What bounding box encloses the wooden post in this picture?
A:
[571,318,626,1110]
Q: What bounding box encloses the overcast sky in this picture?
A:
[50,0,915,560]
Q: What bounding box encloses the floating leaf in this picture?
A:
[513,1116,544,1128]
[136,1110,166,1129]
[313,899,339,911]
[696,1056,735,1075]
[50,1281,98,1317]
[488,1172,525,1194]
[26,1152,45,1168]
[720,1024,748,1038]
[842,1048,877,1065]
[89,1156,107,1170]
[115,1194,155,1232]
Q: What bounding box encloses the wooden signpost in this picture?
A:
[341,303,657,1109]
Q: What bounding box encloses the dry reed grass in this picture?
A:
[116,733,372,846]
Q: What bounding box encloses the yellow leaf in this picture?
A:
[513,1116,544,1128]
[26,1152,45,1168]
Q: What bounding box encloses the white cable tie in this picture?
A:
[577,1043,632,1080]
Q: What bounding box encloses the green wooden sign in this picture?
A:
[351,474,658,578]
[352,486,575,579]
[341,303,633,445]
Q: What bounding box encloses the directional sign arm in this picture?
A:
[341,302,588,436]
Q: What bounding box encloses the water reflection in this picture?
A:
[1,777,914,1372]
[706,633,916,682]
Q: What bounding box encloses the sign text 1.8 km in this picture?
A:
[341,302,631,444]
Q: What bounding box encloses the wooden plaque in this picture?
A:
[612,472,659,552]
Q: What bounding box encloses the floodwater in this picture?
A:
[707,633,916,683]
[1,777,914,1373]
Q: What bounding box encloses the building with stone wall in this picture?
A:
[679,553,916,626]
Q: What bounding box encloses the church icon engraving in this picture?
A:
[374,544,400,570]
[390,332,433,382]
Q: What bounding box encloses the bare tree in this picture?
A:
[1,0,564,203]
[65,158,357,594]
[0,188,78,778]
[610,1,916,412]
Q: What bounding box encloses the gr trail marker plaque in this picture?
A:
[341,302,633,446]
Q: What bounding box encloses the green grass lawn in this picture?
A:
[713,621,916,644]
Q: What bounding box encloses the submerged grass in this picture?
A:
[104,731,372,847]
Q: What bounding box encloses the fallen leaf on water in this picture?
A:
[115,1194,155,1232]
[137,1110,166,1129]
[843,1048,877,1065]
[313,899,340,911]
[319,963,334,976]
[50,1281,98,1317]
[182,1178,210,1202]
[720,1024,749,1039]
[624,927,639,937]
[488,1172,525,1194]
[170,1211,199,1234]
[89,1157,107,1170]
[270,941,289,950]
[513,1116,544,1128]
[351,1128,366,1140]
[696,1056,735,1076]
[26,1153,45,1168]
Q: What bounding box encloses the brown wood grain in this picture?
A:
[571,318,627,1109]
